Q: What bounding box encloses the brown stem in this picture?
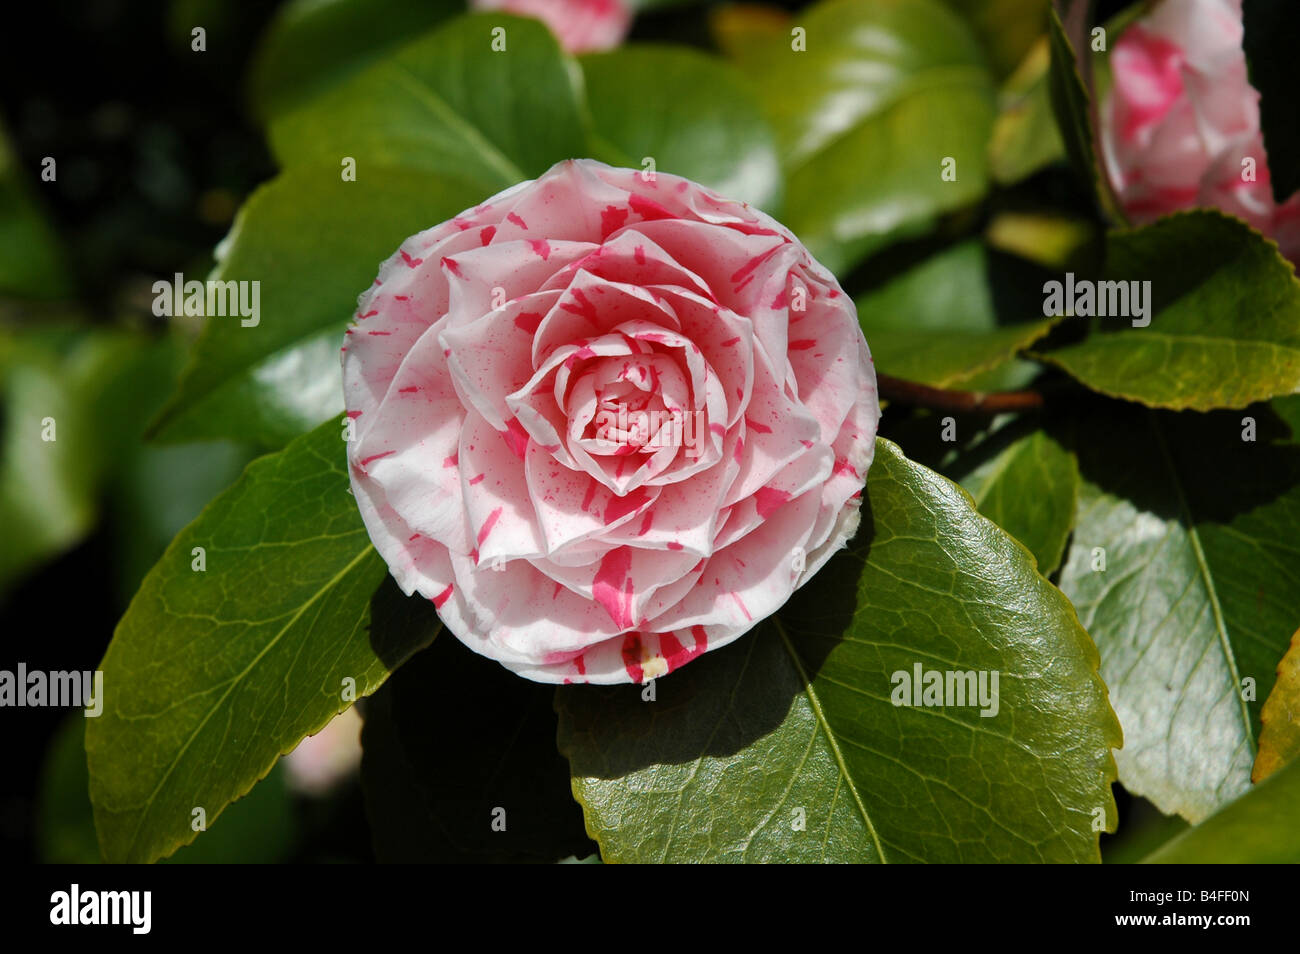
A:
[875,372,1045,415]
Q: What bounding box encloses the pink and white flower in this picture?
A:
[1101,0,1300,261]
[471,0,632,54]
[342,160,879,685]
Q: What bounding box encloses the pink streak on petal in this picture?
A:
[431,584,453,609]
[621,633,644,684]
[594,548,635,629]
[629,193,674,221]
[500,418,530,459]
[754,486,792,519]
[514,311,544,333]
[477,507,503,547]
[600,205,629,239]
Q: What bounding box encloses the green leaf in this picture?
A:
[157,14,592,449]
[86,418,439,862]
[1038,211,1300,411]
[1143,755,1300,863]
[38,717,103,864]
[1242,0,1300,203]
[1058,402,1300,822]
[108,436,253,607]
[855,239,1058,387]
[158,763,296,864]
[984,210,1098,271]
[1271,394,1300,440]
[0,328,155,594]
[1254,628,1300,782]
[1046,1,1124,221]
[579,45,781,210]
[732,0,996,275]
[941,0,1050,79]
[361,633,596,863]
[0,122,71,300]
[83,332,256,604]
[0,339,98,591]
[247,0,461,121]
[38,714,298,864]
[268,14,587,195]
[709,3,790,64]
[959,426,1079,576]
[557,438,1120,863]
[989,37,1066,185]
[149,165,483,448]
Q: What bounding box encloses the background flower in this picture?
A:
[471,0,632,53]
[1101,0,1300,261]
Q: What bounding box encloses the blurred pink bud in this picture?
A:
[472,0,633,54]
[1101,0,1300,262]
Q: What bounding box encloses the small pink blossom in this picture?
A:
[1101,0,1300,261]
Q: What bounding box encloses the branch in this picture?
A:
[875,372,1045,415]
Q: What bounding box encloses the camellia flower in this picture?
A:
[1101,0,1300,261]
[470,0,632,54]
[284,707,363,797]
[342,160,879,684]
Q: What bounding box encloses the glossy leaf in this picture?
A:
[86,419,439,862]
[732,0,996,275]
[1039,212,1300,411]
[960,427,1078,575]
[580,45,781,210]
[1058,402,1300,822]
[557,439,1120,863]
